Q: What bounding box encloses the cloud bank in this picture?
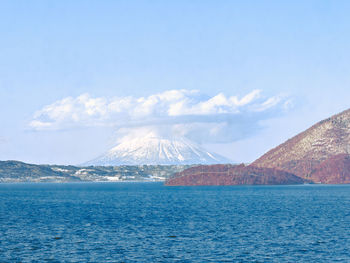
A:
[30,89,291,143]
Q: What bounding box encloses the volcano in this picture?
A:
[84,134,230,166]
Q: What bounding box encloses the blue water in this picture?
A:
[1,183,350,262]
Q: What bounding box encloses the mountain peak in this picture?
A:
[84,135,230,166]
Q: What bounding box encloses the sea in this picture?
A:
[1,182,350,262]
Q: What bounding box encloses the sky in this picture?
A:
[1,0,350,165]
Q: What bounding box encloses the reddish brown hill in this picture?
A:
[252,108,350,178]
[165,164,305,186]
[309,154,350,184]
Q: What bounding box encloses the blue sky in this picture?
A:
[1,0,350,164]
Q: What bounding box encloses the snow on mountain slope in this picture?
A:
[84,134,230,166]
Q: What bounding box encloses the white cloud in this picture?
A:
[29,89,291,143]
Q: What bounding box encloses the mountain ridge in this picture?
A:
[252,108,350,177]
[0,160,191,182]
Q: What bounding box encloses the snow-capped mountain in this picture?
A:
[84,134,230,166]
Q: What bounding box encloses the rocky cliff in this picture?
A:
[165,164,305,186]
[308,154,350,184]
